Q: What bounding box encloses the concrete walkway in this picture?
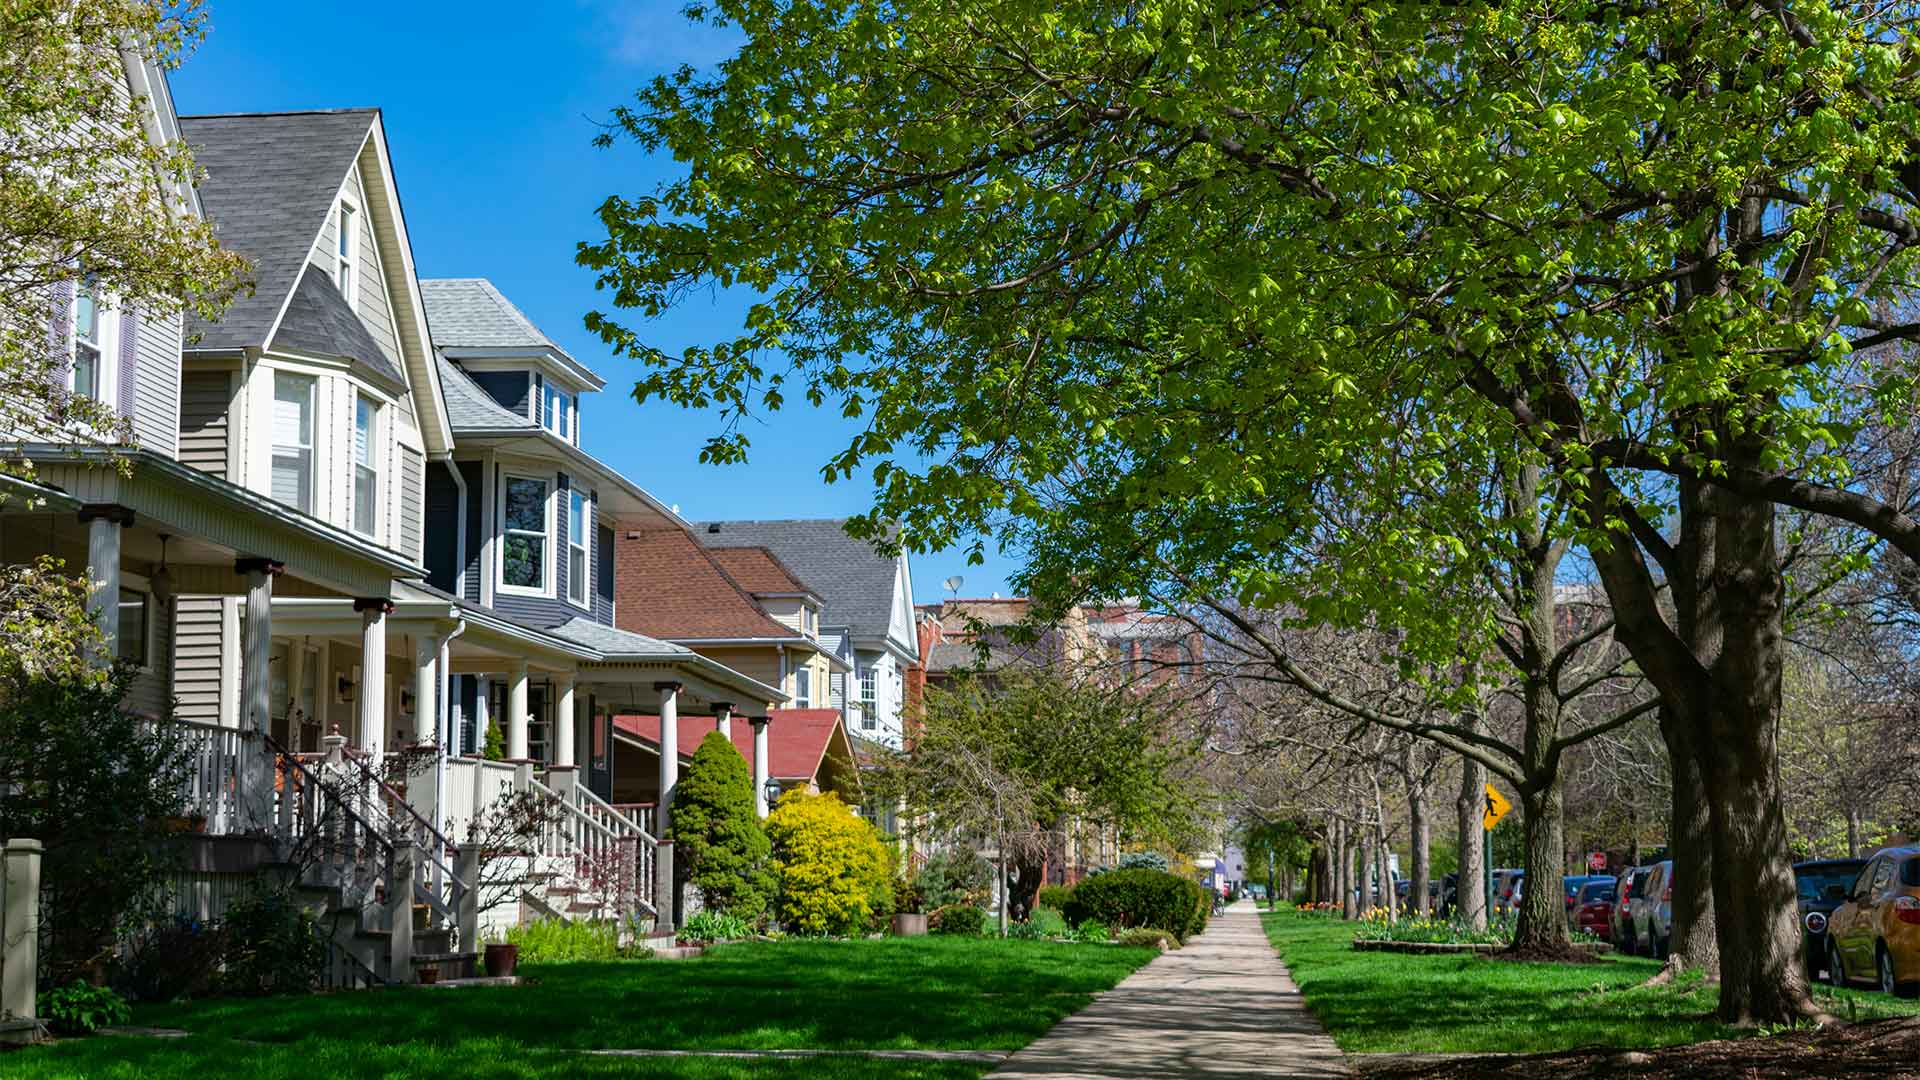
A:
[988,901,1349,1079]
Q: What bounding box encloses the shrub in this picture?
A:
[930,903,987,936]
[41,980,129,1035]
[1071,919,1111,943]
[481,717,506,760]
[1027,906,1069,937]
[504,917,639,962]
[1118,927,1179,950]
[218,888,325,996]
[764,791,893,935]
[1062,868,1210,940]
[917,848,993,910]
[1118,851,1170,872]
[1035,884,1074,912]
[672,732,774,920]
[1007,919,1044,940]
[119,915,223,1002]
[680,910,753,944]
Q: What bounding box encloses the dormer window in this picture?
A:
[336,200,357,299]
[544,381,574,443]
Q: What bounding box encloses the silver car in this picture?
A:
[1630,860,1674,957]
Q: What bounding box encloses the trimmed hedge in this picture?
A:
[1062,868,1210,940]
[1035,884,1074,911]
[930,903,986,936]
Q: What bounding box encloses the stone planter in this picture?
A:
[417,966,441,985]
[892,913,929,937]
[484,942,519,977]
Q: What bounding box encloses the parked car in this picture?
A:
[1795,858,1869,980]
[1824,847,1920,998]
[1492,869,1525,915]
[1612,865,1652,953]
[1630,860,1675,958]
[1437,872,1459,915]
[1562,874,1613,922]
[1573,879,1617,938]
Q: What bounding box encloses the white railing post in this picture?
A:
[387,837,415,984]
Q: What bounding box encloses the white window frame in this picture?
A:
[498,472,554,596]
[116,585,153,671]
[544,381,570,441]
[568,394,579,443]
[69,272,118,404]
[336,199,358,300]
[270,371,317,514]
[351,393,381,538]
[793,666,812,708]
[566,487,590,608]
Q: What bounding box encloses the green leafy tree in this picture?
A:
[670,731,774,920]
[1,0,247,487]
[580,0,1920,1021]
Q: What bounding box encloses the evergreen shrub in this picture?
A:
[1062,868,1210,940]
[671,732,774,920]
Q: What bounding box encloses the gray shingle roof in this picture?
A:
[698,519,903,646]
[435,352,537,432]
[271,268,407,387]
[547,617,692,658]
[421,278,574,354]
[179,110,378,350]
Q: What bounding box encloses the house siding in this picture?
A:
[458,459,483,601]
[173,595,228,725]
[132,308,184,459]
[397,443,425,563]
[178,370,232,478]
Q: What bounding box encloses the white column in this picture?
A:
[80,506,128,664]
[286,644,307,737]
[2,839,43,1024]
[355,599,390,757]
[553,674,577,769]
[238,559,279,735]
[656,681,681,837]
[471,675,490,757]
[713,701,733,743]
[751,715,772,819]
[506,661,529,761]
[412,635,437,747]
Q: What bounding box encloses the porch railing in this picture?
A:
[170,719,253,834]
[524,777,655,923]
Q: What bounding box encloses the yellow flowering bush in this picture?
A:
[764,790,893,935]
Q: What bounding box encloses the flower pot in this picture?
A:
[417,966,441,985]
[483,942,519,978]
[892,913,928,937]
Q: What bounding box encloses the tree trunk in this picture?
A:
[1456,738,1488,930]
[1408,778,1431,916]
[1336,817,1356,918]
[1700,480,1814,1023]
[1511,782,1573,954]
[1355,828,1371,917]
[1847,807,1862,858]
[1662,706,1718,976]
[1007,857,1044,923]
[1375,824,1395,921]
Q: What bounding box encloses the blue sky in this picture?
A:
[168,1,1016,603]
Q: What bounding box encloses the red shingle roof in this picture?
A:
[708,546,816,598]
[613,708,845,782]
[613,526,799,642]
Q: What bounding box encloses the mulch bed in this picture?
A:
[1356,1017,1920,1079]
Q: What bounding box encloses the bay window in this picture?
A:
[502,475,551,592]
[567,488,590,606]
[352,394,380,537]
[271,372,315,513]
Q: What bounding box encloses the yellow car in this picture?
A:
[1824,846,1920,997]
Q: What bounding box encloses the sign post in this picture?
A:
[1482,783,1512,919]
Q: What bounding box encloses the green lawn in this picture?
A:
[1262,908,1920,1056]
[5,936,1151,1079]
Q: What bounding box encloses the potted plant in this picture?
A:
[483,933,519,978]
[891,876,928,936]
[417,964,441,985]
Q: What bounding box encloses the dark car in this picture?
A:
[1562,874,1613,921]
[1797,857,1871,979]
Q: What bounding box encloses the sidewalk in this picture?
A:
[988,901,1349,1078]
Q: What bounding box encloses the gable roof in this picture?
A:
[698,519,906,649]
[420,277,604,389]
[614,708,853,788]
[707,546,817,599]
[271,269,407,388]
[178,110,378,350]
[614,526,808,643]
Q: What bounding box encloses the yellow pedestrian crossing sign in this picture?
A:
[1483,784,1512,830]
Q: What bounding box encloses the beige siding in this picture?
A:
[132,308,183,457]
[172,595,226,724]
[761,597,806,635]
[122,595,174,718]
[178,369,232,477]
[398,443,424,563]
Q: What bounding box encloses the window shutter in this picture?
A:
[117,307,138,418]
[596,523,614,604]
[47,278,73,391]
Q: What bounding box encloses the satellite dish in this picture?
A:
[943,575,964,597]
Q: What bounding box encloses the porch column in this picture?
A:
[78,504,133,664]
[506,661,529,761]
[354,598,392,758]
[750,714,772,819]
[412,636,437,747]
[471,675,490,757]
[236,558,282,735]
[552,674,577,770]
[656,682,681,837]
[713,701,734,743]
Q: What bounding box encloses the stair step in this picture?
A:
[649,945,702,960]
